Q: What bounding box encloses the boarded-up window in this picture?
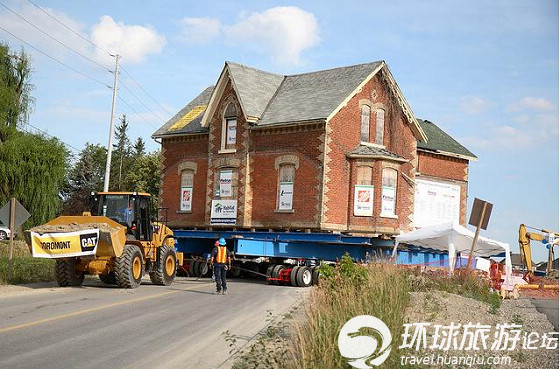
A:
[214,169,238,199]
[357,166,372,186]
[361,105,370,142]
[375,109,385,145]
[278,164,295,210]
[180,170,194,211]
[223,103,237,150]
[381,168,397,216]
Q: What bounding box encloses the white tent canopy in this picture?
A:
[392,221,512,279]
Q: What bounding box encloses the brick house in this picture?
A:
[152,61,476,236]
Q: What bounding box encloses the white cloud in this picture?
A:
[225,7,320,66]
[91,16,166,64]
[459,95,495,114]
[180,17,221,44]
[508,97,554,112]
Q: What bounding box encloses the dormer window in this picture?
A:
[222,102,237,151]
[375,109,385,145]
[361,105,371,142]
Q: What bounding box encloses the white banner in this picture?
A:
[180,187,193,211]
[414,179,460,228]
[381,186,396,216]
[278,182,294,210]
[210,199,237,224]
[219,170,233,197]
[226,120,237,145]
[30,229,99,258]
[354,185,374,216]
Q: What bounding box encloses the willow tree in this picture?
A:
[0,127,69,226]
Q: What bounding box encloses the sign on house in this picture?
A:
[414,179,460,228]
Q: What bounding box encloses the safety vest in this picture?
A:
[216,246,228,264]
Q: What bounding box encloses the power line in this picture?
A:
[120,80,166,122]
[24,0,114,57]
[121,66,173,116]
[0,1,112,71]
[117,95,158,129]
[0,24,112,88]
[21,123,81,153]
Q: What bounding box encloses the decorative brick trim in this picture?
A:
[214,157,240,169]
[274,154,300,170]
[177,161,198,175]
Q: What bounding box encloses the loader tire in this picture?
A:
[149,245,177,286]
[99,272,116,285]
[115,244,144,288]
[55,258,84,287]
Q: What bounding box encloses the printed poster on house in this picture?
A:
[278,182,294,210]
[226,120,237,145]
[180,186,192,211]
[219,170,233,197]
[354,185,374,216]
[210,199,237,225]
[414,178,460,228]
[381,186,396,215]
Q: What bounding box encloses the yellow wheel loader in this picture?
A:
[24,192,183,289]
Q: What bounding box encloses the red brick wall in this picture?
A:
[161,135,208,228]
[324,71,417,233]
[250,125,324,229]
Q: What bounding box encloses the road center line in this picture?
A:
[0,283,208,334]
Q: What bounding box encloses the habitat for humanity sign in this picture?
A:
[210,200,237,225]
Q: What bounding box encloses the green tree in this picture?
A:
[0,43,34,129]
[110,114,131,190]
[62,143,106,215]
[132,137,145,158]
[123,150,161,208]
[0,126,69,226]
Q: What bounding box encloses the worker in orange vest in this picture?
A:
[210,238,232,294]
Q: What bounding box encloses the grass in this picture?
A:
[0,240,55,284]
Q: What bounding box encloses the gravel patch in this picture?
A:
[404,291,558,368]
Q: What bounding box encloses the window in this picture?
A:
[222,103,237,150]
[375,109,385,145]
[277,164,295,210]
[381,168,397,216]
[356,166,372,185]
[214,168,238,199]
[361,105,370,142]
[180,170,194,211]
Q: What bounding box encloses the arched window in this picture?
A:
[277,164,295,210]
[214,168,238,199]
[375,109,385,145]
[356,166,372,185]
[361,105,371,142]
[179,170,194,211]
[222,102,237,150]
[381,168,397,216]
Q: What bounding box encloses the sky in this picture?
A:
[0,0,557,261]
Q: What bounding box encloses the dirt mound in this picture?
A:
[29,222,119,234]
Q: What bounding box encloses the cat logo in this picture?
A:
[79,233,98,252]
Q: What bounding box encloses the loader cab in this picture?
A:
[89,192,153,241]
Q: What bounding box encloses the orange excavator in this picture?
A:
[519,224,558,281]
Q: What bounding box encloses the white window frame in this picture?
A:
[380,168,397,218]
[276,164,295,212]
[220,103,237,153]
[179,170,194,212]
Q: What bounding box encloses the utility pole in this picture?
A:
[103,54,121,192]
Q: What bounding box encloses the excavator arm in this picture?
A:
[519,224,558,281]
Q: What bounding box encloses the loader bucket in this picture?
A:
[25,216,127,258]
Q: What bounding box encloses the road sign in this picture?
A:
[468,198,493,230]
[0,199,30,228]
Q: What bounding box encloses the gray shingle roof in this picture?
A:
[417,119,477,159]
[226,62,284,119]
[347,145,406,161]
[152,86,214,138]
[258,62,383,126]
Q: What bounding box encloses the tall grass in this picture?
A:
[0,241,55,284]
[289,255,410,369]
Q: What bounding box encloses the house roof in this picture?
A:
[347,145,406,162]
[417,119,477,160]
[152,85,214,137]
[154,61,424,139]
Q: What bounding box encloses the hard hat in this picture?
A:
[219,238,226,245]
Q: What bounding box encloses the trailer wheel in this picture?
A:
[290,266,300,287]
[312,266,320,286]
[197,261,209,277]
[115,244,144,288]
[272,265,285,285]
[230,265,241,278]
[296,266,313,287]
[266,264,275,284]
[55,258,84,287]
[99,272,116,285]
[149,245,177,286]
[189,260,198,277]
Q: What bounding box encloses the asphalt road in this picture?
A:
[0,276,308,369]
[530,298,559,331]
